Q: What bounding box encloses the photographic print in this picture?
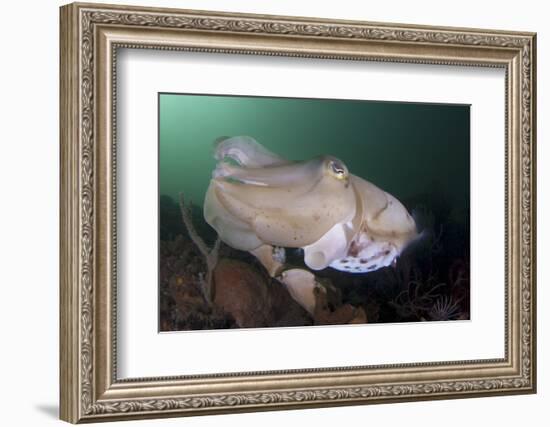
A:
[60,4,536,421]
[159,94,470,331]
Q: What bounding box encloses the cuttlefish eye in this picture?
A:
[327,159,348,181]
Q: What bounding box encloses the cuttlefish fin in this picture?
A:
[213,156,322,188]
[214,136,290,168]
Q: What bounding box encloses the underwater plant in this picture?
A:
[428,295,463,321]
[178,193,220,303]
[389,271,446,320]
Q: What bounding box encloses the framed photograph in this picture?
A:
[60,2,537,423]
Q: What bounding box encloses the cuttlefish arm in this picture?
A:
[250,244,286,277]
[277,269,320,315]
[302,221,355,270]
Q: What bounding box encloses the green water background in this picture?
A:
[159,93,469,214]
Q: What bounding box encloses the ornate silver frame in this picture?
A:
[60,2,536,423]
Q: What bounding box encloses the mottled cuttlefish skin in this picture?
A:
[204,136,418,275]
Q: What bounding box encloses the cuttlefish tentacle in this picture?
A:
[277,269,321,315]
[303,221,355,270]
[250,244,286,277]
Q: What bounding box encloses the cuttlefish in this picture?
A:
[204,136,418,279]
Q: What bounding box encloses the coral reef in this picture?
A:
[212,258,312,328]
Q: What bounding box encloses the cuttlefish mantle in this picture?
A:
[204,136,418,275]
